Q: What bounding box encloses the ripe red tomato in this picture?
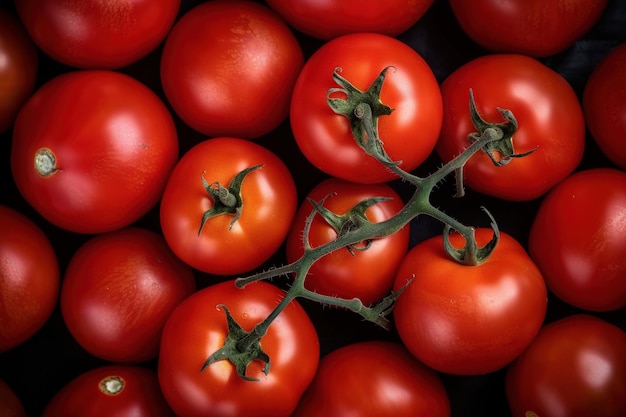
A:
[160,137,297,276]
[160,0,303,139]
[158,280,319,417]
[436,54,585,201]
[290,32,443,184]
[0,9,37,133]
[448,0,608,57]
[60,227,196,363]
[506,314,626,417]
[265,0,434,40]
[15,0,180,69]
[0,379,26,417]
[11,70,179,234]
[392,228,548,375]
[42,365,176,417]
[529,168,626,312]
[0,205,59,353]
[292,340,450,417]
[285,177,410,307]
[583,41,626,170]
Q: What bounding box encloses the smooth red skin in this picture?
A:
[290,33,443,184]
[158,280,319,417]
[42,365,176,417]
[11,70,179,234]
[265,0,434,40]
[285,178,410,307]
[160,137,297,276]
[0,205,59,353]
[0,10,37,133]
[0,379,27,417]
[506,314,626,417]
[16,0,180,69]
[529,168,626,312]
[292,340,450,417]
[160,0,303,139]
[392,228,548,375]
[60,227,196,363]
[448,0,608,58]
[436,54,585,201]
[583,42,626,170]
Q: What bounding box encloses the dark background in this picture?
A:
[1,0,625,416]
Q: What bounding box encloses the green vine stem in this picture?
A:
[203,67,525,380]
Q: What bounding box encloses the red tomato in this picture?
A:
[15,0,180,69]
[583,42,626,170]
[158,280,319,417]
[160,0,303,139]
[285,177,410,307]
[529,168,626,312]
[160,137,297,276]
[448,0,608,57]
[290,32,443,184]
[0,379,26,417]
[392,228,548,375]
[292,340,450,417]
[0,205,59,353]
[436,54,585,201]
[42,365,176,417]
[506,314,626,417]
[265,0,434,40]
[60,227,196,363]
[11,70,179,234]
[0,9,37,133]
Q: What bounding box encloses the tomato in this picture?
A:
[158,280,319,417]
[285,177,410,307]
[42,365,176,417]
[0,205,59,353]
[15,0,179,69]
[160,0,303,139]
[529,168,626,312]
[436,54,585,201]
[290,32,443,184]
[392,228,547,375]
[506,314,626,417]
[160,137,297,276]
[0,9,37,133]
[292,340,450,417]
[0,379,26,417]
[265,0,434,40]
[60,227,196,363]
[583,41,626,170]
[11,70,179,234]
[448,0,608,58]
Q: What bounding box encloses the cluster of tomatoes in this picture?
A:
[1,0,626,416]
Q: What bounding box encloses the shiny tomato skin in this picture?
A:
[393,228,548,375]
[0,9,38,133]
[160,0,303,139]
[290,33,443,184]
[506,314,626,417]
[15,0,180,69]
[265,0,434,40]
[158,280,319,417]
[292,340,450,417]
[436,54,585,201]
[160,137,297,276]
[529,168,626,312]
[583,42,626,170]
[285,177,410,307]
[448,0,608,57]
[42,365,176,417]
[60,227,196,363]
[0,205,59,353]
[11,70,179,234]
[0,379,26,417]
